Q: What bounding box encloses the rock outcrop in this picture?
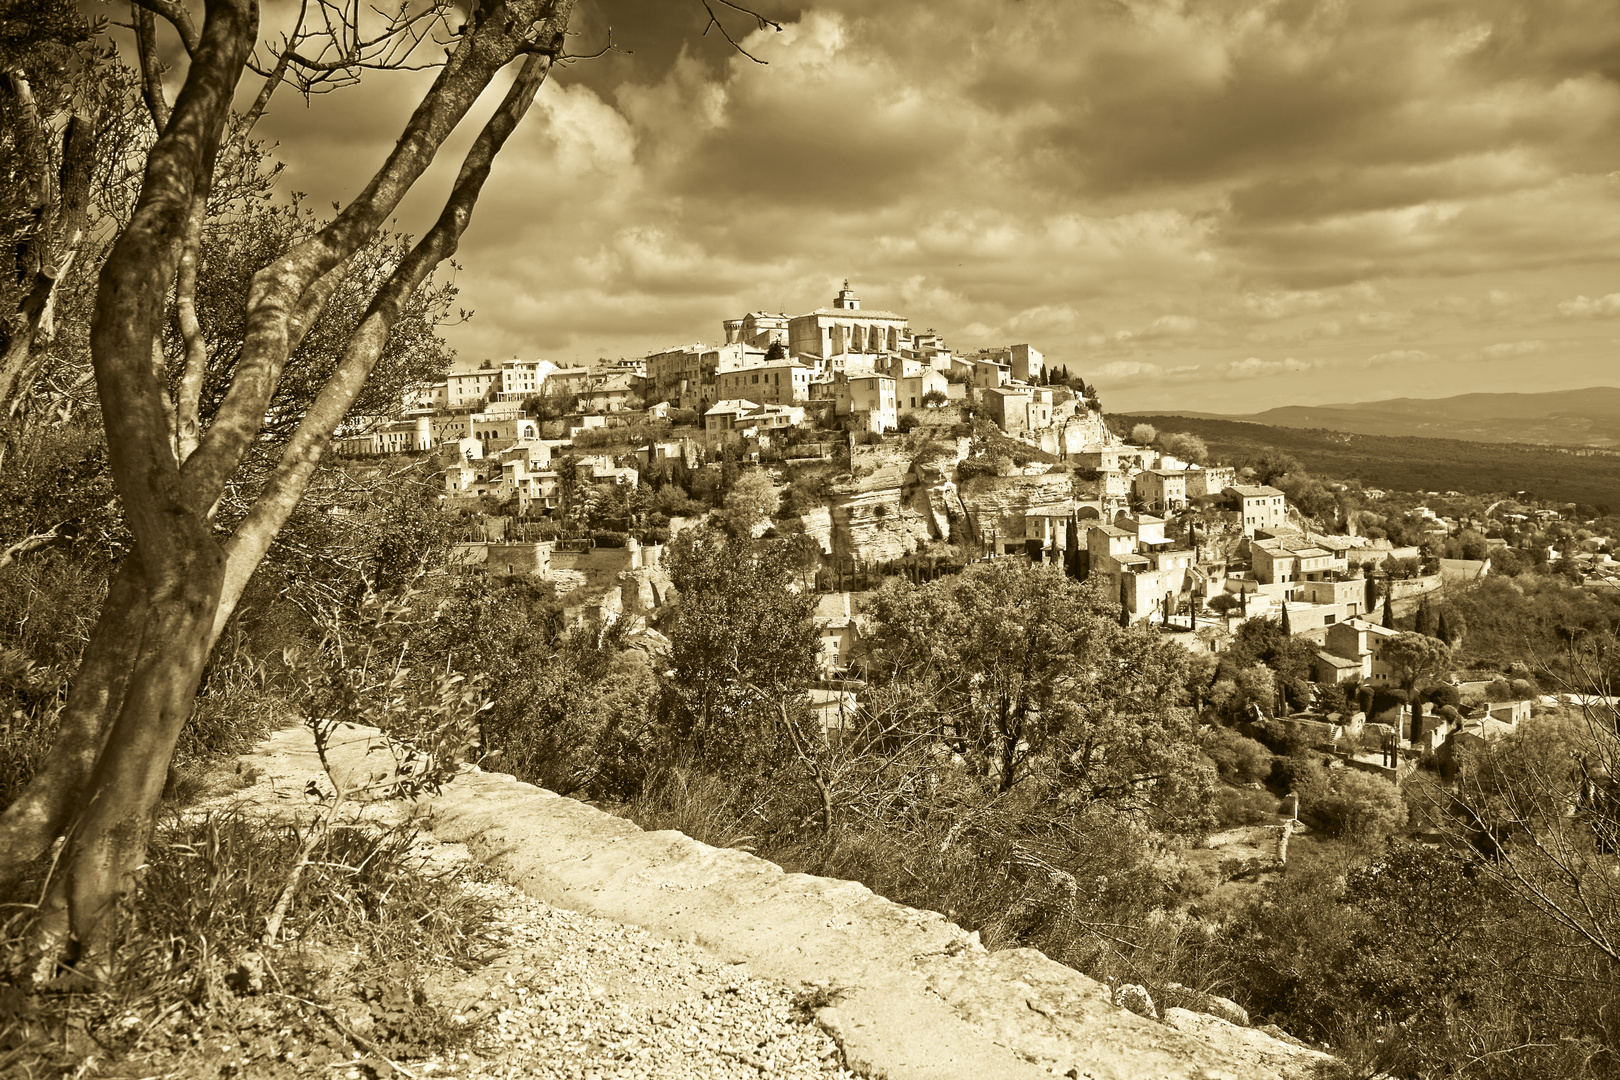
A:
[239,726,1336,1080]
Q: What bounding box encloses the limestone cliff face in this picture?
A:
[958,471,1078,544]
[1032,408,1114,457]
[809,439,969,563]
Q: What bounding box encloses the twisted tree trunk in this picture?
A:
[0,0,576,969]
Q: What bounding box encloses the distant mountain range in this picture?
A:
[1171,387,1620,448]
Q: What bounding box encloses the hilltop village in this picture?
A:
[336,283,1618,783]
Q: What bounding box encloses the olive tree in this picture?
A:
[0,0,589,968]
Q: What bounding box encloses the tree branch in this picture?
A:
[130,0,202,55]
[179,0,572,518]
[700,0,782,64]
[211,48,559,640]
[91,0,255,564]
[133,5,173,133]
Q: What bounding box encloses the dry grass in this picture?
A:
[0,809,498,1078]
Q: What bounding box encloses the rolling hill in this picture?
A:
[1173,387,1620,448]
[1113,413,1620,509]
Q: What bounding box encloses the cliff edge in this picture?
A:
[242,726,1333,1080]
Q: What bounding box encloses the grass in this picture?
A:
[0,808,500,1078]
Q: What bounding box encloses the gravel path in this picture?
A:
[415,848,858,1080]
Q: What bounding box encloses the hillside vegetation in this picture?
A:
[1115,414,1620,508]
[1177,386,1620,448]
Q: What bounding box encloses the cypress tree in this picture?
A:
[1280,602,1292,636]
[1119,580,1131,628]
[1383,591,1396,629]
[1416,599,1437,637]
[1437,610,1453,646]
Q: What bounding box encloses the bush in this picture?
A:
[1202,726,1275,785]
[1212,785,1281,827]
[591,531,628,548]
[957,456,1003,481]
[1,809,498,1074]
[1425,683,1461,709]
[1298,769,1407,845]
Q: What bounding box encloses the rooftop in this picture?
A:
[807,307,907,321]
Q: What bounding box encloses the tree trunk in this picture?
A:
[32,535,224,963]
[0,0,576,967]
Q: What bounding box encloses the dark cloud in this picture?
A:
[177,0,1620,408]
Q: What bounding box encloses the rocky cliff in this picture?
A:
[243,726,1336,1080]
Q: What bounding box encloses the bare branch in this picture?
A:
[179,2,572,517]
[133,5,173,132]
[700,0,782,65]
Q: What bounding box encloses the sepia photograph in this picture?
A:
[2,1,1618,1077]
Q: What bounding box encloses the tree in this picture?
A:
[662,523,819,775]
[0,0,695,965]
[1159,431,1208,465]
[921,388,947,407]
[863,565,1211,823]
[0,0,104,418]
[1415,598,1437,637]
[721,466,776,538]
[1129,422,1157,445]
[1383,589,1396,629]
[1297,768,1407,846]
[1382,631,1452,693]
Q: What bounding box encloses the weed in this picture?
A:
[0,808,496,1077]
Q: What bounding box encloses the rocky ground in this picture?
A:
[66,725,1334,1080]
[399,846,856,1080]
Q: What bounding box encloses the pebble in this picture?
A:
[414,864,860,1079]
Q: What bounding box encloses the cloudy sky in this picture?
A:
[239,0,1620,412]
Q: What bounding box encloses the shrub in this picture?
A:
[1298,769,1407,846]
[591,531,628,548]
[1202,726,1275,785]
[1212,785,1282,827]
[957,456,1002,481]
[1425,683,1461,709]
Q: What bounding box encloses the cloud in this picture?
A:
[1364,349,1434,368]
[1478,339,1548,359]
[223,0,1620,408]
[1093,360,1203,386]
[1221,357,1326,380]
[1558,292,1620,317]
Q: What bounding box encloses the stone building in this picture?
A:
[787,283,910,368]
